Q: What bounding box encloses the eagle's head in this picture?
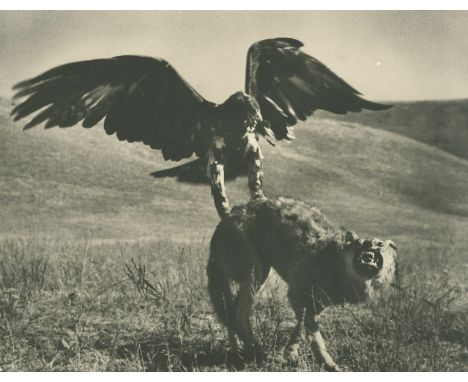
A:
[216,91,263,141]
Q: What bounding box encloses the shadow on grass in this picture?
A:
[108,337,266,371]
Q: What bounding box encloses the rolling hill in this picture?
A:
[1,96,468,253]
[316,99,468,160]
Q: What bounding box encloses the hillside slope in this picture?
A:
[1,97,468,251]
[316,99,468,160]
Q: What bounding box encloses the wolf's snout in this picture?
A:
[361,252,375,263]
[360,251,379,266]
[362,240,373,250]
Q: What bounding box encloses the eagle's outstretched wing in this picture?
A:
[246,38,392,140]
[11,55,216,161]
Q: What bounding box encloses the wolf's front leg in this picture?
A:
[304,310,340,372]
[284,320,304,364]
[284,293,306,364]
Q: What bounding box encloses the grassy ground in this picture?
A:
[0,235,466,372]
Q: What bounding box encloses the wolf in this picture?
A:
[207,197,397,371]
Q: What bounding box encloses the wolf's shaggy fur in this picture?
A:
[207,197,397,371]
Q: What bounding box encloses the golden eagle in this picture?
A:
[11,38,390,216]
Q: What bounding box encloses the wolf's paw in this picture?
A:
[324,362,341,372]
[283,344,300,365]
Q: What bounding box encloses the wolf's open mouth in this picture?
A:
[357,249,384,276]
[360,251,379,267]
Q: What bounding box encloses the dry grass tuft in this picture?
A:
[0,236,466,371]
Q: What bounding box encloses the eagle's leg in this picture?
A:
[210,161,230,217]
[242,130,266,201]
[208,137,231,218]
[208,129,265,218]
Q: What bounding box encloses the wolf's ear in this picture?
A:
[345,230,360,244]
[385,240,397,257]
[385,240,397,251]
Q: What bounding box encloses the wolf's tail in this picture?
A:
[207,229,234,327]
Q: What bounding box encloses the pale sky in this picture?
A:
[0,11,467,102]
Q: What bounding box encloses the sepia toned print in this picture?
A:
[0,11,467,372]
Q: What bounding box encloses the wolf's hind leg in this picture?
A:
[234,264,268,348]
[224,282,240,351]
[234,280,257,346]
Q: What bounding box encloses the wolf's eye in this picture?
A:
[377,241,384,247]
